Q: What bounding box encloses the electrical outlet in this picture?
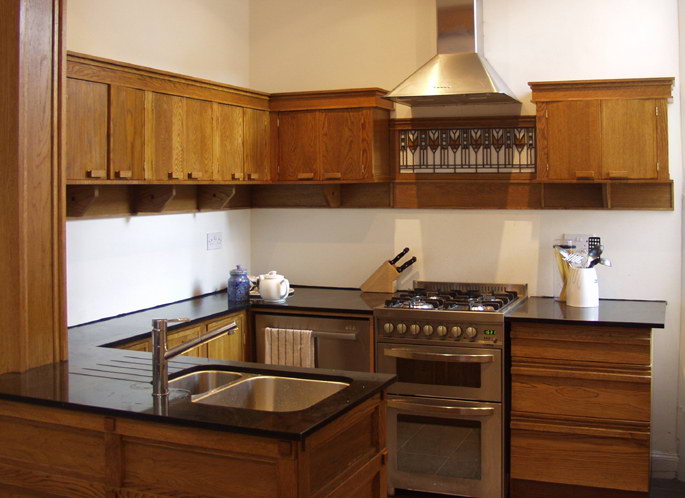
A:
[563,233,594,252]
[206,232,222,251]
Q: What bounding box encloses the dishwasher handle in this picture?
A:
[313,330,358,341]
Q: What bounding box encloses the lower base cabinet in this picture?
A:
[0,395,387,497]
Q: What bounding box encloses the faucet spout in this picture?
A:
[151,318,238,398]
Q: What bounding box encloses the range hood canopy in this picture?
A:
[386,0,519,106]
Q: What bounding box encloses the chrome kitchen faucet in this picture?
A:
[151,318,237,398]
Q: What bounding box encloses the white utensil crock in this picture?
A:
[566,267,599,308]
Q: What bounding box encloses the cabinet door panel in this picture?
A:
[167,326,207,358]
[320,109,365,180]
[244,108,270,181]
[66,78,108,180]
[546,101,601,180]
[185,98,213,180]
[206,314,245,361]
[278,111,319,180]
[110,86,145,180]
[149,93,185,181]
[213,103,244,181]
[602,99,658,179]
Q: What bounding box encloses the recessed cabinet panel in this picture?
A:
[320,109,365,180]
[66,78,108,180]
[213,103,244,181]
[602,99,658,179]
[167,326,206,358]
[149,93,185,181]
[185,98,214,180]
[206,314,245,361]
[110,86,145,180]
[244,108,270,181]
[278,111,319,181]
[545,101,602,180]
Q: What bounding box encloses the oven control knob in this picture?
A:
[465,326,478,338]
[396,323,407,335]
[436,325,447,337]
[409,324,420,336]
[449,326,463,338]
[383,322,394,335]
[422,325,433,336]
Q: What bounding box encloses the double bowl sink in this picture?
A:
[169,369,350,412]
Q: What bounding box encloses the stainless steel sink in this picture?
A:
[169,370,242,396]
[194,375,349,412]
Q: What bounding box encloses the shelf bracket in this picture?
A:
[66,185,100,217]
[197,185,236,210]
[132,185,176,213]
[323,184,341,208]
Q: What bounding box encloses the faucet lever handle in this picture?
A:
[152,317,191,329]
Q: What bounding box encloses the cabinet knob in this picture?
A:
[168,172,181,180]
[86,169,106,179]
[114,170,132,179]
[575,170,595,180]
[297,173,315,180]
[231,173,244,181]
[187,171,202,180]
[247,173,260,181]
[323,172,341,180]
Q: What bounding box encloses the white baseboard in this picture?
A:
[652,450,679,479]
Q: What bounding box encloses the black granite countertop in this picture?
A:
[506,296,667,328]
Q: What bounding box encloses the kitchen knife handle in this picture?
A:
[389,247,409,265]
[397,256,417,273]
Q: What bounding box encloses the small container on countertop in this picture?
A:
[227,265,250,304]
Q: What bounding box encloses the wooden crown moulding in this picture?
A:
[529,77,675,102]
[67,51,270,111]
[269,88,394,111]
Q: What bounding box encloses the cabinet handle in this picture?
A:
[187,171,202,180]
[231,173,244,181]
[86,169,106,179]
[247,173,260,181]
[297,173,315,180]
[114,170,132,179]
[168,172,181,180]
[608,170,629,179]
[575,170,595,180]
[323,172,342,180]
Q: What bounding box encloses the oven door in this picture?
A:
[378,343,502,402]
[387,395,502,498]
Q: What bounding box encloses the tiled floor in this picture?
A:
[390,478,685,497]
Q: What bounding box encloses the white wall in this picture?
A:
[65,0,253,325]
[250,0,683,474]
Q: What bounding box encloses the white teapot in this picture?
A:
[258,271,290,302]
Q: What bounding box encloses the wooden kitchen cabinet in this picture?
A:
[243,107,271,182]
[271,89,392,182]
[509,321,653,496]
[110,85,146,180]
[531,78,673,181]
[206,312,246,361]
[66,78,108,180]
[166,325,207,358]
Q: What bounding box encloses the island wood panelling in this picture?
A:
[509,322,653,497]
[0,0,67,374]
[0,395,387,497]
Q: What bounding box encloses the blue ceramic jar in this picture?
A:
[227,265,250,304]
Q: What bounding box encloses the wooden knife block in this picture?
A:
[360,261,398,293]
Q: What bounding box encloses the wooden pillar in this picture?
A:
[0,0,66,372]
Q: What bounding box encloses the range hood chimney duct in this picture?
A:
[386,0,519,106]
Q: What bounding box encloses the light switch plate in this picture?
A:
[207,232,222,251]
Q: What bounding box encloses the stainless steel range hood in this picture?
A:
[386,0,519,106]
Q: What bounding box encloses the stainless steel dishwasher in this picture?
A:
[254,312,372,372]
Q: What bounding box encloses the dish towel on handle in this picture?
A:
[264,327,315,368]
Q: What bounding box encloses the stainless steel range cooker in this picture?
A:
[374,281,526,498]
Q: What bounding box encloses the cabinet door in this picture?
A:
[121,339,151,352]
[185,98,214,180]
[110,86,145,180]
[66,78,108,180]
[213,103,244,181]
[278,111,319,181]
[148,92,185,181]
[544,101,602,180]
[206,313,245,362]
[244,108,271,182]
[167,325,207,358]
[601,99,658,179]
[320,109,366,180]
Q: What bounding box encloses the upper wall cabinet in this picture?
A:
[270,89,393,182]
[66,52,271,184]
[530,78,673,181]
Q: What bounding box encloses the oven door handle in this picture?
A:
[387,399,495,417]
[383,348,495,363]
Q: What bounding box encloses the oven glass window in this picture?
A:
[396,358,481,388]
[397,415,481,480]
